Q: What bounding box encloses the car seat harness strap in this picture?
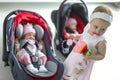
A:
[23,43,42,68]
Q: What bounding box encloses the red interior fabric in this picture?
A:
[14,11,52,45]
[70,12,85,33]
[64,30,68,38]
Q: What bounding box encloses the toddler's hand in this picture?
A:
[84,49,93,60]
[84,56,90,60]
[75,34,81,40]
[85,49,92,56]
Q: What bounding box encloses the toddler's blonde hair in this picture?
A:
[92,6,113,17]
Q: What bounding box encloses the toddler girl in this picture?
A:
[63,5,113,80]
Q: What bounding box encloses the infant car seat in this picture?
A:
[51,0,89,57]
[2,10,64,80]
[16,23,58,77]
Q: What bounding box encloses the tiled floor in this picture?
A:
[0,2,120,80]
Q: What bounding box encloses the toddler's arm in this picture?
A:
[85,40,106,60]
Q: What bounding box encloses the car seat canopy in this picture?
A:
[14,11,52,44]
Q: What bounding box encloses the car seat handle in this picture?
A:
[3,10,24,62]
[59,0,88,18]
[61,0,86,5]
[60,0,88,16]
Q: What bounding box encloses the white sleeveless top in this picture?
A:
[82,23,105,53]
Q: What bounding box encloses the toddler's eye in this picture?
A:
[94,26,98,29]
[101,28,105,32]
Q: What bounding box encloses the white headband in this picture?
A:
[90,12,113,23]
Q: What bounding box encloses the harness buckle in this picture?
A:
[32,56,39,62]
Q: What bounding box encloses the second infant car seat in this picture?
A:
[51,0,89,57]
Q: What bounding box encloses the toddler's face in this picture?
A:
[24,32,35,40]
[89,18,110,36]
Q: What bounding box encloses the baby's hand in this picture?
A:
[15,38,19,44]
[68,34,76,39]
[38,40,43,50]
[15,38,20,52]
[38,40,43,44]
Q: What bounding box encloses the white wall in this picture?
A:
[0,2,120,80]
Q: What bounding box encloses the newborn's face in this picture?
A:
[24,32,35,40]
[69,23,77,31]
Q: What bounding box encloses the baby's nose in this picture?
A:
[30,35,35,39]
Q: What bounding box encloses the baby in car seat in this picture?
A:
[15,23,48,74]
[65,17,80,41]
[63,17,81,52]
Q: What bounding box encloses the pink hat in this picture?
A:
[23,23,36,35]
[65,17,77,27]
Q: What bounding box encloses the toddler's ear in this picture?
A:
[34,24,44,41]
[16,24,23,40]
